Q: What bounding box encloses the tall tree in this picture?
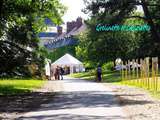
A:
[84,0,160,52]
[0,0,66,77]
[76,17,143,65]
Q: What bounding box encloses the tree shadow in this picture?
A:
[0,85,154,119]
[18,114,128,120]
[0,91,55,113]
[62,79,94,83]
[34,91,153,111]
[115,93,145,97]
[118,97,153,106]
[17,91,153,120]
[115,93,153,106]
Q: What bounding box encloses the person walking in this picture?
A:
[60,67,64,80]
[97,65,102,82]
[54,66,60,80]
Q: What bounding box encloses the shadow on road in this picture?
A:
[0,92,55,113]
[39,91,153,110]
[17,91,153,120]
[18,114,127,120]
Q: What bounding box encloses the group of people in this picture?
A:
[53,66,65,80]
[46,64,102,82]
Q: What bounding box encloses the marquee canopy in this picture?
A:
[52,53,83,66]
[52,53,84,73]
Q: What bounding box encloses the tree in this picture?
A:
[0,0,66,77]
[84,0,160,55]
[76,14,146,66]
[46,45,77,62]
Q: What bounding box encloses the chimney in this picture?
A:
[57,26,63,35]
[67,21,76,33]
[67,22,71,33]
[76,17,83,28]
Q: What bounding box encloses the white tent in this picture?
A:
[52,53,85,74]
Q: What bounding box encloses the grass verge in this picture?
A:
[0,78,46,95]
[69,70,121,82]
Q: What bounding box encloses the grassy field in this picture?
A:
[0,78,46,95]
[70,70,121,83]
[70,70,95,80]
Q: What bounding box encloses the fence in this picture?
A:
[121,57,159,92]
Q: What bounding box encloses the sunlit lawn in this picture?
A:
[70,70,121,82]
[70,71,96,80]
[0,78,46,95]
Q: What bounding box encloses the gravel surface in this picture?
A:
[103,83,160,120]
[18,77,127,120]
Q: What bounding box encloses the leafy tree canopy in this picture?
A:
[0,0,66,77]
[84,0,160,44]
[76,0,160,67]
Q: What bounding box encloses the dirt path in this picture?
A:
[17,76,128,120]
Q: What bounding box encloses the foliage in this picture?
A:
[83,61,96,70]
[47,45,77,62]
[84,0,160,56]
[102,62,114,71]
[69,70,96,80]
[0,0,66,77]
[76,17,145,65]
[76,0,160,66]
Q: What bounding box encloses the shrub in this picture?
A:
[102,62,114,71]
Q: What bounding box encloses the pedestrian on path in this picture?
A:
[54,66,60,80]
[60,67,64,80]
[97,65,102,82]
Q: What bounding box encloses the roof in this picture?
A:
[44,37,78,49]
[43,24,87,49]
[71,23,87,35]
[44,18,56,26]
[66,23,87,36]
[38,32,57,37]
[52,53,83,65]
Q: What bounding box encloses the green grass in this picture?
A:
[102,71,121,83]
[0,78,46,95]
[118,78,160,99]
[70,71,95,80]
[70,70,121,82]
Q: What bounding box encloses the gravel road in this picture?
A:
[18,76,127,120]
